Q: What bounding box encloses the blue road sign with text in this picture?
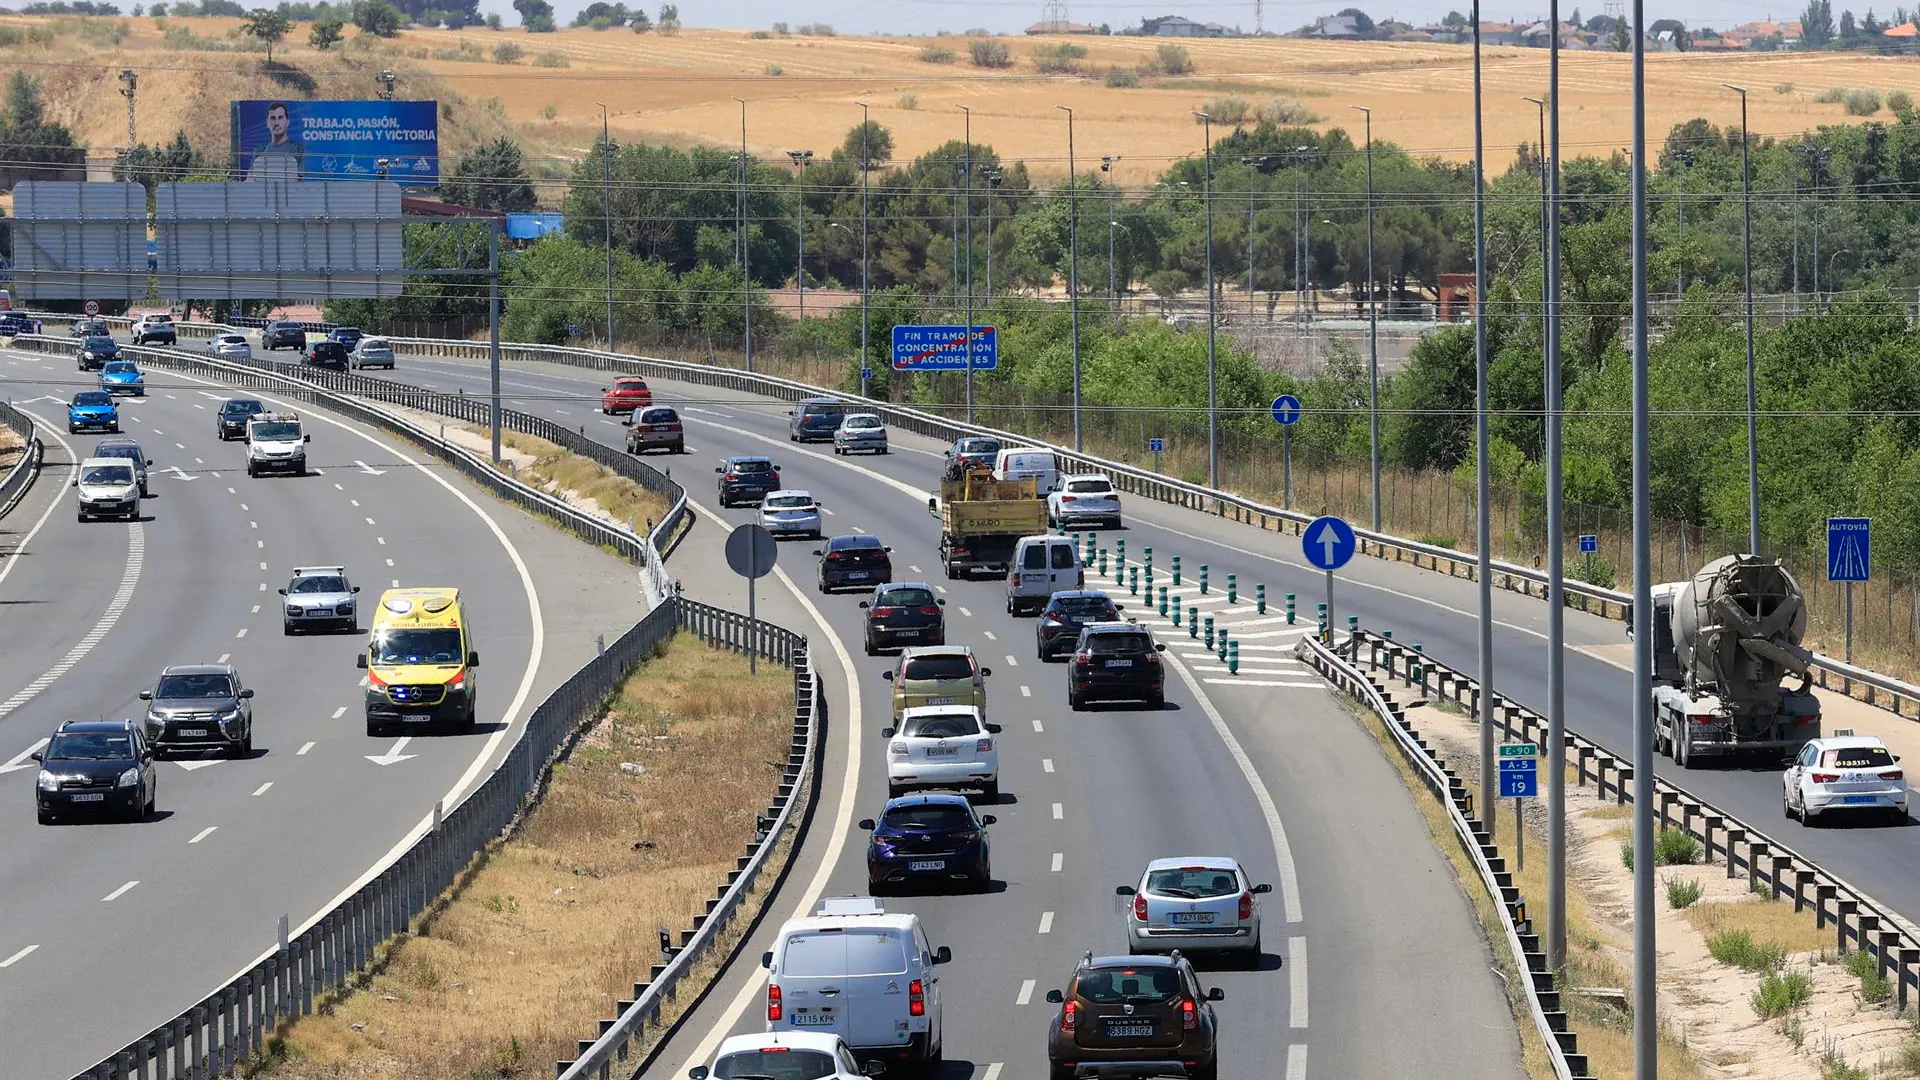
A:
[1579,534,1598,554]
[1302,515,1357,572]
[891,325,999,371]
[1148,437,1165,454]
[1270,394,1302,426]
[1498,743,1538,797]
[1827,517,1871,582]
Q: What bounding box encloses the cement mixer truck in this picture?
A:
[1629,554,1822,768]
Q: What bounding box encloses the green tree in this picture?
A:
[440,136,537,212]
[113,130,206,194]
[0,72,84,186]
[240,7,290,60]
[512,0,554,30]
[656,1,678,31]
[351,0,403,35]
[308,14,344,47]
[836,120,894,171]
[1801,0,1835,44]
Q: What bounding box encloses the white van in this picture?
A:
[1006,534,1083,616]
[992,447,1060,496]
[762,897,951,1070]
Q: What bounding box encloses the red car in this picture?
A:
[600,377,653,415]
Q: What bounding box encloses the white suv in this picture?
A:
[689,1031,882,1080]
[1047,472,1122,528]
[131,313,176,346]
[886,705,1000,801]
[761,897,951,1069]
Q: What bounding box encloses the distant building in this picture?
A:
[1025,19,1098,33]
[1143,14,1228,35]
[1308,13,1362,36]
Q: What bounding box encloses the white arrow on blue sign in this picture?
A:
[1302,515,1357,571]
[1270,394,1302,426]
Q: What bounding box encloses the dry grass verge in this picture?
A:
[252,631,793,1079]
[0,422,24,473]
[495,429,675,534]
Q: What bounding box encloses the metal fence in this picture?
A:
[1342,630,1920,1024]
[1299,633,1591,1080]
[67,593,812,1080]
[0,398,43,519]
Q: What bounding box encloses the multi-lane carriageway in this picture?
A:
[0,346,647,1078]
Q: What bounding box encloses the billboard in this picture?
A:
[229,100,439,186]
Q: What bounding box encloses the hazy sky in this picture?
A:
[475,0,1800,37]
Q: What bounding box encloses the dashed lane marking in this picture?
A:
[1051,802,1063,820]
[1051,852,1063,872]
[331,707,346,719]
[252,782,273,797]
[1015,981,1035,1006]
[0,524,144,725]
[0,945,39,968]
[1037,911,1054,934]
[100,881,138,902]
[187,826,217,844]
[297,742,315,755]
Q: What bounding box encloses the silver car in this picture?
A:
[758,490,822,539]
[1117,856,1272,962]
[832,413,888,456]
[209,333,253,360]
[279,565,360,633]
[92,438,152,497]
[352,337,397,370]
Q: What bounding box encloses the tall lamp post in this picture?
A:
[982,166,1003,301]
[1101,155,1120,310]
[118,68,137,150]
[856,102,873,397]
[787,149,814,319]
[1725,83,1759,553]
[959,104,976,423]
[1057,104,1081,451]
[597,103,616,351]
[1629,0,1658,1069]
[1524,96,1549,287]
[1350,105,1379,532]
[733,98,753,372]
[1541,8,1568,973]
[1471,0,1497,837]
[1194,110,1219,490]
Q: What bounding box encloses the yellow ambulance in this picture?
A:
[356,587,479,736]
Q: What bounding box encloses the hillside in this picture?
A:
[6,17,1920,180]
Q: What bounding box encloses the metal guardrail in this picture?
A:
[66,594,809,1080]
[1341,629,1920,1023]
[0,398,44,519]
[1297,633,1590,1080]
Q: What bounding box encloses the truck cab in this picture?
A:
[245,411,310,477]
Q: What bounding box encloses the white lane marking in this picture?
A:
[934,585,947,595]
[297,741,315,755]
[235,628,248,639]
[0,945,38,968]
[188,826,217,844]
[851,526,866,534]
[331,706,346,719]
[258,562,267,570]
[256,540,264,549]
[100,881,139,902]
[1051,802,1063,820]
[239,503,249,511]
[1051,852,1064,872]
[0,524,144,723]
[251,604,260,614]
[334,482,344,490]
[0,406,81,595]
[1004,654,1018,667]
[217,653,229,664]
[350,499,361,508]
[1042,758,1054,772]
[0,739,49,776]
[385,558,394,566]
[1020,685,1032,698]
[257,583,265,592]
[209,471,221,479]
[958,606,972,617]
[1037,911,1054,934]
[673,497,866,1073]
[1015,981,1035,1006]
[1290,936,1309,1027]
[364,516,375,525]
[1202,678,1324,688]
[909,565,922,573]
[554,409,570,416]
[1033,719,1044,732]
[366,737,416,766]
[1287,1045,1307,1080]
[377,537,386,545]
[228,486,237,494]
[820,506,836,516]
[599,419,617,427]
[982,631,996,640]
[251,782,273,797]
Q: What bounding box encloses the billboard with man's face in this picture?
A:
[229,100,439,185]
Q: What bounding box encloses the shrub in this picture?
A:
[1417,533,1457,549]
[1890,89,1913,112]
[1155,41,1194,74]
[1568,552,1616,589]
[747,28,769,38]
[1844,88,1882,115]
[765,63,783,76]
[491,40,523,62]
[1032,41,1086,73]
[1619,841,1633,870]
[1814,86,1847,103]
[1751,969,1813,1018]
[771,21,788,34]
[1842,948,1893,1003]
[533,50,569,67]
[897,91,917,109]
[1105,67,1139,88]
[796,21,833,35]
[1664,875,1704,909]
[1654,827,1699,865]
[968,38,1010,67]
[919,45,955,63]
[1256,99,1321,126]
[1707,928,1788,973]
[1774,81,1794,93]
[0,24,23,45]
[1197,96,1251,125]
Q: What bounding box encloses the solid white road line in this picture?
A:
[100,881,139,902]
[1202,678,1324,689]
[1289,936,1309,1027]
[1037,911,1054,934]
[1015,980,1035,1006]
[0,524,144,723]
[1051,802,1063,820]
[188,827,217,844]
[0,945,38,968]
[1051,852,1063,872]
[0,408,83,595]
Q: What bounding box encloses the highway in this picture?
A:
[326,349,1534,1079]
[0,346,647,1078]
[356,350,1920,940]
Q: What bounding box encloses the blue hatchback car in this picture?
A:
[98,360,146,396]
[860,793,994,894]
[68,390,120,433]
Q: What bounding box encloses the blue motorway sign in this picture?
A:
[1148,437,1165,454]
[1497,743,1538,798]
[1827,517,1871,582]
[891,325,999,371]
[861,367,874,380]
[1302,515,1357,572]
[230,99,440,185]
[1270,394,1302,426]
[1578,534,1598,554]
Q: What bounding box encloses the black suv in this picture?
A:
[33,720,156,824]
[1068,623,1167,710]
[263,320,308,351]
[304,340,349,370]
[68,317,110,339]
[216,397,266,440]
[815,534,893,592]
[715,456,782,507]
[139,664,255,758]
[1036,590,1124,661]
[859,582,946,654]
[1044,951,1224,1080]
[76,335,121,372]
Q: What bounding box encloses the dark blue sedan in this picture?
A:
[860,793,994,894]
[67,391,120,434]
[1035,590,1124,661]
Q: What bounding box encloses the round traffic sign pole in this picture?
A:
[725,524,779,673]
[1271,396,1300,509]
[1302,515,1357,648]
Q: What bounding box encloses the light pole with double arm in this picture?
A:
[1058,104,1081,451]
[1350,104,1378,532]
[1194,109,1218,489]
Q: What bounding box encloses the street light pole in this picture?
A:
[1525,96,1548,291]
[597,103,615,352]
[1195,110,1219,490]
[1543,2,1567,974]
[857,102,872,397]
[1726,83,1759,553]
[1102,155,1119,310]
[787,149,813,319]
[1351,105,1378,532]
[1058,104,1081,452]
[1472,0,1497,835]
[733,97,753,372]
[983,166,1002,301]
[1630,0,1657,1070]
[960,104,975,424]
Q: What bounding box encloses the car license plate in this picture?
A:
[927,746,959,757]
[925,695,953,704]
[909,859,946,871]
[791,1011,837,1027]
[1843,795,1878,804]
[177,728,208,737]
[1106,1022,1154,1038]
[896,629,920,638]
[1105,659,1133,668]
[846,571,870,580]
[70,793,105,802]
[1171,912,1216,925]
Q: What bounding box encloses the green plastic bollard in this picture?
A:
[1227,573,1237,604]
[1098,550,1109,577]
[1129,566,1140,596]
[1116,539,1126,571]
[1256,583,1267,614]
[1144,562,1154,590]
[1158,586,1169,617]
[1171,555,1182,586]
[1172,596,1183,627]
[1218,629,1229,661]
[1228,639,1239,675]
[1204,615,1215,649]
[1189,609,1200,638]
[1143,546,1153,572]
[1071,532,1082,554]
[1411,643,1425,687]
[1348,614,1359,638]
[1285,592,1297,625]
[1199,564,1209,595]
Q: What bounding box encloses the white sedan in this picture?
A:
[758,490,823,539]
[1784,733,1908,825]
[688,1031,879,1080]
[209,333,253,360]
[1117,855,1272,962]
[886,705,999,801]
[1047,472,1122,528]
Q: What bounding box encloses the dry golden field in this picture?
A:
[12,17,1920,178]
